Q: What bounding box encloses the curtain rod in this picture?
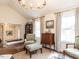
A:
[32,16,45,20]
[55,7,79,14]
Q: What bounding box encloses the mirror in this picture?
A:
[0,23,21,41]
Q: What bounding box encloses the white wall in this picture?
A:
[43,13,56,49]
[43,13,56,33]
[0,5,27,39]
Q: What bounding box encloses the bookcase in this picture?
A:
[24,22,33,39]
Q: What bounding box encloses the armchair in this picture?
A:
[24,34,36,45]
[63,36,79,59]
[24,34,42,58]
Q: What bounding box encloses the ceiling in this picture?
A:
[0,0,10,5]
[0,0,79,19]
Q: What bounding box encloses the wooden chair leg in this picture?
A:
[54,44,55,50]
[30,53,31,58]
[50,45,51,52]
[26,49,27,54]
[30,51,32,58]
[40,48,42,53]
[63,51,66,56]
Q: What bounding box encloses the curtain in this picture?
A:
[75,8,79,36]
[32,19,35,34]
[40,16,45,33]
[55,12,61,52]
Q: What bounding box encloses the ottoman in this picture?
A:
[25,43,42,58]
[0,54,14,59]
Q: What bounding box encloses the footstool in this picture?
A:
[25,43,42,58]
[0,54,14,59]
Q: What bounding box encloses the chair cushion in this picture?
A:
[25,41,35,45]
[64,48,79,59]
[25,43,42,51]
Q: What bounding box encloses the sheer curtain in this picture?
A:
[61,10,75,43]
[40,16,45,33]
[75,8,79,36]
[34,18,41,39]
[56,10,76,52]
[56,12,61,52]
[60,10,75,52]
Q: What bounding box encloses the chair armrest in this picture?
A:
[66,43,75,48]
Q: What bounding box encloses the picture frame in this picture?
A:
[6,31,13,36]
[46,20,54,28]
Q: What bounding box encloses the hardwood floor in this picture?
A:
[0,42,24,54]
[13,48,73,59]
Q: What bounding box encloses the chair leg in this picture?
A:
[49,45,51,52]
[40,48,42,53]
[30,51,32,58]
[26,49,27,54]
[54,44,55,50]
[63,51,66,56]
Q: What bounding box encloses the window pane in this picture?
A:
[35,19,40,38]
[61,10,75,43]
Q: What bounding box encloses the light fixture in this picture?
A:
[18,0,46,10]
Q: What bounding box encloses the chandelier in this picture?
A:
[18,0,46,10]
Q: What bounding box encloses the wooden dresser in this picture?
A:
[41,33,55,50]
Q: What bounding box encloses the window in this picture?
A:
[35,18,40,38]
[61,10,75,43]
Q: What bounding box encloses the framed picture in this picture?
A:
[46,20,54,28]
[6,31,13,36]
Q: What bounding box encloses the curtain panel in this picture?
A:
[55,12,61,52]
[75,8,79,36]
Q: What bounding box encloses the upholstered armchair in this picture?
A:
[24,34,42,58]
[63,36,79,59]
[24,34,36,45]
